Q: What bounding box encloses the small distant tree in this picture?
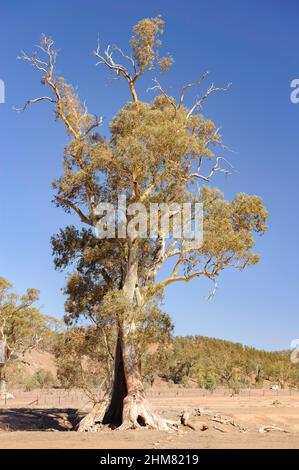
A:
[163,336,199,384]
[0,277,47,398]
[204,369,219,391]
[25,368,56,391]
[215,352,243,387]
[19,16,267,431]
[265,356,294,388]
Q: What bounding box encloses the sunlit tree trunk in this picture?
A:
[0,365,7,399]
[78,247,179,431]
[78,324,178,431]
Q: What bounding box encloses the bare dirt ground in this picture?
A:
[0,388,298,449]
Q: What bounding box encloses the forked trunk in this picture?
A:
[77,326,178,432]
[78,246,179,432]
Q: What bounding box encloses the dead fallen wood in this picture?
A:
[213,425,227,433]
[194,407,215,417]
[258,425,290,434]
[230,421,248,433]
[27,399,38,406]
[209,416,231,425]
[180,409,196,430]
[180,409,209,431]
[182,407,248,433]
[208,415,248,432]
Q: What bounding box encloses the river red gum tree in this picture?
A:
[19,17,267,431]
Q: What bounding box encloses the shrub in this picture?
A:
[24,368,56,390]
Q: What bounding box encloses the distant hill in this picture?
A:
[155,335,299,390]
[7,350,57,389]
[6,334,299,391]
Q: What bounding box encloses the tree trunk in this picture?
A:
[0,365,7,399]
[77,326,179,432]
[78,245,179,432]
[0,379,6,399]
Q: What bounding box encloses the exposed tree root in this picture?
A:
[77,392,179,432]
[118,393,179,431]
[77,397,110,432]
[78,402,292,435]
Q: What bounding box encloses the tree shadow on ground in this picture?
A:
[0,408,81,431]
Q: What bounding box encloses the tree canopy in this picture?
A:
[0,277,50,397]
[19,16,268,431]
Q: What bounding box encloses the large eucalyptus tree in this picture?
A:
[19,17,267,431]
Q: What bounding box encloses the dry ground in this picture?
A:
[0,388,298,449]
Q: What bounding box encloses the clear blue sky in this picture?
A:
[1,0,298,351]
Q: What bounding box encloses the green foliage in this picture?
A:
[181,375,192,388]
[34,368,56,388]
[204,370,219,391]
[22,19,268,331]
[230,380,241,395]
[130,16,172,72]
[0,277,48,365]
[20,18,268,395]
[39,318,64,353]
[54,327,114,400]
[55,304,173,397]
[160,336,299,389]
[24,368,56,391]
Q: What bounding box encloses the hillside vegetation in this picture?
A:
[8,331,297,393]
[158,336,298,391]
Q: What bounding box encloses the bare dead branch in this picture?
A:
[190,156,235,182]
[94,42,130,79]
[178,71,209,107]
[147,78,177,112]
[207,278,218,300]
[113,45,136,74]
[18,50,49,75]
[186,82,232,120]
[93,37,140,106]
[13,96,56,113]
[17,36,86,139]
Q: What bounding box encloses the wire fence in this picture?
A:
[1,386,298,408]
[146,387,299,398]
